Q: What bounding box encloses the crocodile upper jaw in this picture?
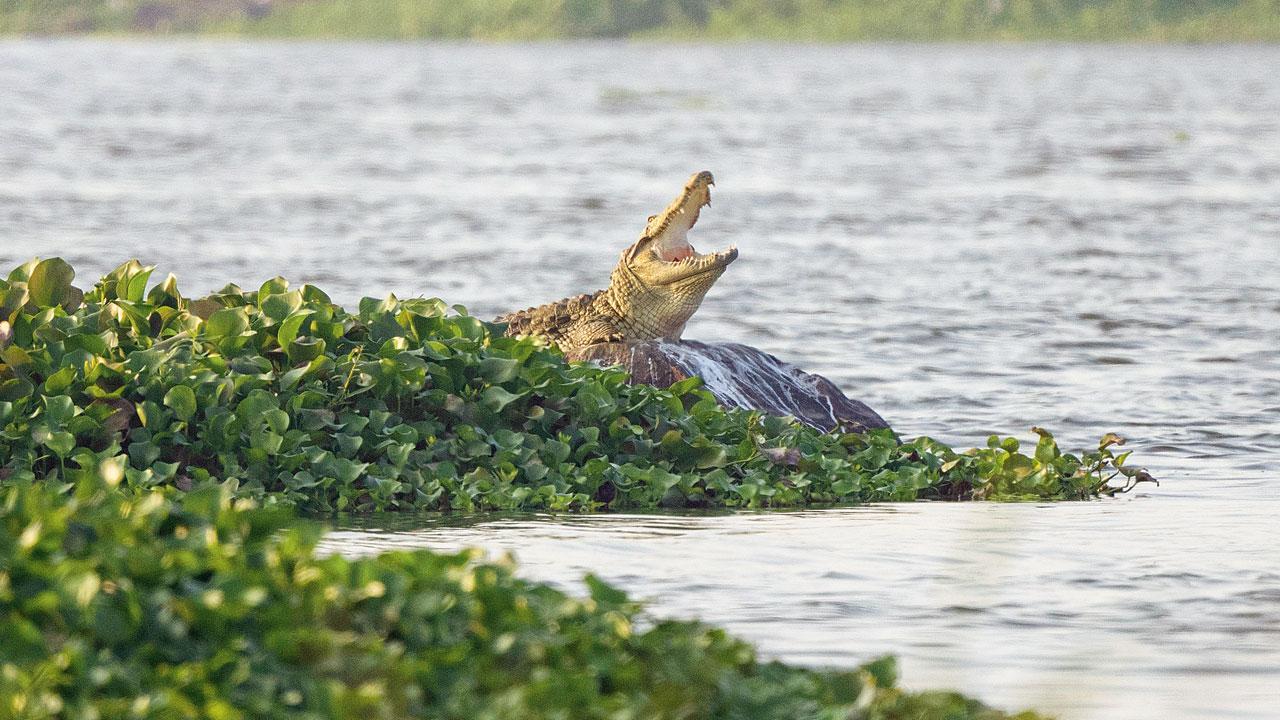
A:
[633,170,737,284]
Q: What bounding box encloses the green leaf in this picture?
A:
[1034,433,1060,464]
[277,309,315,348]
[252,430,284,455]
[668,376,703,396]
[164,385,198,422]
[279,365,309,392]
[27,258,76,309]
[1,345,32,369]
[286,337,326,364]
[260,290,303,322]
[45,430,76,457]
[695,445,729,469]
[6,258,38,283]
[43,366,77,395]
[146,273,182,307]
[1099,433,1126,450]
[478,357,520,384]
[481,386,524,412]
[451,316,487,340]
[263,409,290,435]
[44,395,77,426]
[1,283,29,320]
[124,265,154,303]
[64,331,110,356]
[236,389,279,419]
[204,308,249,340]
[259,277,290,297]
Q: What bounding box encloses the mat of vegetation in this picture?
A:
[0,474,1046,720]
[4,0,1278,42]
[0,259,1154,513]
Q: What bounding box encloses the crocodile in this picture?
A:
[498,170,738,350]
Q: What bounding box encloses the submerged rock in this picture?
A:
[565,340,892,434]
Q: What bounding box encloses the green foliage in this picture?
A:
[3,0,1279,40]
[0,259,1154,513]
[693,0,1280,41]
[0,474,1047,719]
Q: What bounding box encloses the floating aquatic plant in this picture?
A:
[0,258,1155,512]
[0,473,1049,719]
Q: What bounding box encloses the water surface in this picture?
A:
[2,41,1278,719]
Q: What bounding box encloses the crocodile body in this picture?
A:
[498,171,738,350]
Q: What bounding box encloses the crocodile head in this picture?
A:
[608,170,738,339]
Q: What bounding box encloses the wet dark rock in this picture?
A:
[565,340,892,434]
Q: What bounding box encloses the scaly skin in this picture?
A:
[498,171,738,350]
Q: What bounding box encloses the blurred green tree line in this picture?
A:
[2,0,1277,40]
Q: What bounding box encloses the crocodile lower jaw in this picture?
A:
[671,244,737,268]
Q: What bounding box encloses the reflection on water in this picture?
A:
[3,40,1279,719]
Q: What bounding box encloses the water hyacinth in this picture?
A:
[0,259,1154,512]
[0,475,1049,719]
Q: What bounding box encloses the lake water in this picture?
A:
[2,40,1278,719]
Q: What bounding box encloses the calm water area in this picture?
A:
[2,40,1278,718]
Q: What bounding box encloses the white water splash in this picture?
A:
[657,340,886,432]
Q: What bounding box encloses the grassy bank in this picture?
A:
[0,258,1153,513]
[2,0,1278,41]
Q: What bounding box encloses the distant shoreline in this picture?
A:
[4,0,1279,43]
[3,34,1279,45]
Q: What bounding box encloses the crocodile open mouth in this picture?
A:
[649,174,737,268]
[655,242,739,268]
